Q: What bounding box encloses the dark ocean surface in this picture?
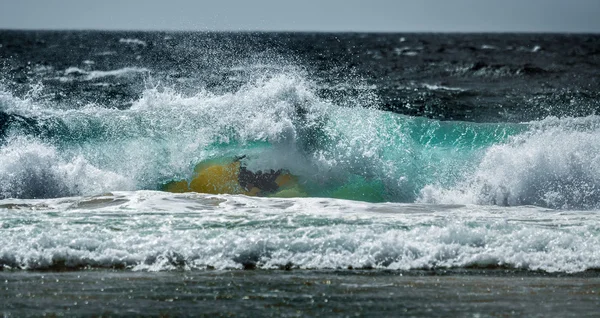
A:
[2,31,600,122]
[1,31,600,316]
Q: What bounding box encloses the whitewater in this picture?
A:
[1,31,600,317]
[1,71,600,273]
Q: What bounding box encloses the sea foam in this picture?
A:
[1,192,598,273]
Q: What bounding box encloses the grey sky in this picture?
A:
[1,0,599,33]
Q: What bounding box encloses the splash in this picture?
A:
[419,116,600,209]
[2,72,600,208]
[0,136,133,199]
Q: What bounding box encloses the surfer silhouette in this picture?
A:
[232,155,281,193]
[238,166,283,193]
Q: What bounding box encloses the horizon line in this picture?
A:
[1,27,599,35]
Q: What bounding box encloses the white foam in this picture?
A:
[0,83,46,113]
[423,84,465,92]
[0,136,134,199]
[0,192,598,272]
[419,116,600,209]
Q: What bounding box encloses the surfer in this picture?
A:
[162,155,300,197]
[238,166,284,194]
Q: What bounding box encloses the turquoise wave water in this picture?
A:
[2,74,600,209]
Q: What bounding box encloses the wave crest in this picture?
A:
[420,116,600,209]
[0,136,133,199]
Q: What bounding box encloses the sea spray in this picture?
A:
[1,66,599,207]
[0,74,536,203]
[420,116,600,209]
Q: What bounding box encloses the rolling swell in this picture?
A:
[1,72,600,209]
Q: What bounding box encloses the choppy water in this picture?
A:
[1,31,600,315]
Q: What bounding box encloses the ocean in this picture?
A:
[1,30,600,316]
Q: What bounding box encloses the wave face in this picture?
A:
[3,71,600,209]
[0,73,497,202]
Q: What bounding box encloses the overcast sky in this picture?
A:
[1,0,599,33]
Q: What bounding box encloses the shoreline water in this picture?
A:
[2,269,599,317]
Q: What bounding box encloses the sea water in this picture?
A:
[1,31,599,316]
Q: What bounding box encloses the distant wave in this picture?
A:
[94,51,117,56]
[394,46,421,57]
[423,84,465,92]
[119,38,147,46]
[61,67,149,81]
[481,44,498,50]
[452,61,549,77]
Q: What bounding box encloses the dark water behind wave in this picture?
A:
[1,31,599,122]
